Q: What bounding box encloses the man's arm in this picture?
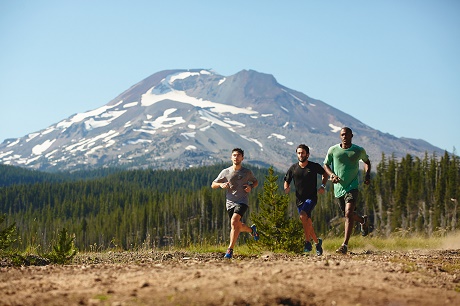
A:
[318,172,329,194]
[324,164,340,184]
[283,181,290,194]
[363,159,371,185]
[211,180,229,189]
[321,171,329,185]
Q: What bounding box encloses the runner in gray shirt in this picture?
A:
[211,148,259,259]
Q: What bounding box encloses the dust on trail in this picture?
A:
[1,249,459,306]
[442,232,460,250]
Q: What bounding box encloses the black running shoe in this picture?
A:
[336,244,347,254]
[316,238,323,256]
[304,241,312,253]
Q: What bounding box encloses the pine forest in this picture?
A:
[0,151,458,253]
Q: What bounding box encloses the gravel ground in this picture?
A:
[1,249,459,306]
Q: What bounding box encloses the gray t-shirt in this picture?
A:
[213,166,258,210]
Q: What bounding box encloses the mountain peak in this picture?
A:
[0,69,445,172]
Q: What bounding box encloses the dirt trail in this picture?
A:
[1,249,459,306]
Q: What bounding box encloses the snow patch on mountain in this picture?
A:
[199,110,232,128]
[42,127,55,135]
[199,125,211,132]
[268,133,286,140]
[45,149,58,158]
[123,101,138,108]
[0,150,13,158]
[127,139,152,145]
[241,135,263,149]
[223,119,245,127]
[65,130,119,153]
[144,108,186,129]
[169,71,200,83]
[142,87,257,115]
[142,72,257,115]
[25,155,41,165]
[85,110,127,130]
[329,124,342,133]
[134,129,156,135]
[32,139,56,155]
[58,102,123,130]
[283,89,305,104]
[26,133,40,142]
[181,132,196,139]
[7,139,20,147]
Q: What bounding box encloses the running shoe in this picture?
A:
[361,215,369,236]
[224,248,233,259]
[304,241,312,253]
[315,238,323,256]
[250,224,259,241]
[335,244,348,254]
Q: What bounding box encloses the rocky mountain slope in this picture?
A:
[0,69,444,172]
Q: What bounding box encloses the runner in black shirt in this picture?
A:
[284,144,329,255]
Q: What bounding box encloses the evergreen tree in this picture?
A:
[0,214,17,251]
[250,167,302,252]
[43,228,77,264]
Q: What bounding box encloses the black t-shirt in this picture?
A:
[284,161,325,204]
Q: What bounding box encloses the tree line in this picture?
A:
[0,151,458,253]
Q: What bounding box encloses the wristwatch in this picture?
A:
[320,184,326,189]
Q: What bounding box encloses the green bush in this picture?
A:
[0,214,17,251]
[44,228,78,264]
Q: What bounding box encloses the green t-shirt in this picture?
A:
[323,143,369,198]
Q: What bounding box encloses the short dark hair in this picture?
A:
[296,144,309,153]
[342,127,353,134]
[232,148,244,157]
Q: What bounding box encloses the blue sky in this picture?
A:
[1,0,459,156]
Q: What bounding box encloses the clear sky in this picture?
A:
[1,0,459,155]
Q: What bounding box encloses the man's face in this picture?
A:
[231,151,244,165]
[340,128,353,146]
[296,148,308,162]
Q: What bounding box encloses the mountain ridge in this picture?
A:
[0,69,446,172]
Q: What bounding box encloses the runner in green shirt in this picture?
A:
[324,127,371,254]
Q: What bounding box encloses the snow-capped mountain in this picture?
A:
[0,69,444,172]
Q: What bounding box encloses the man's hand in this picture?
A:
[330,174,341,184]
[364,174,371,185]
[284,186,290,194]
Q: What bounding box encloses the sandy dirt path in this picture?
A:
[1,249,459,306]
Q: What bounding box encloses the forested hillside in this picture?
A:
[1,151,458,252]
[0,164,281,251]
[0,164,66,187]
[0,164,126,187]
